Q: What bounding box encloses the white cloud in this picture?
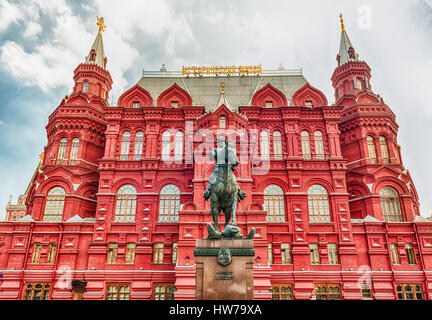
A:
[0,1,22,32]
[23,21,42,39]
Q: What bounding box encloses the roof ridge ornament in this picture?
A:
[339,13,346,32]
[97,16,106,34]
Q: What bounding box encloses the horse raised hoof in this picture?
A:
[207,223,223,239]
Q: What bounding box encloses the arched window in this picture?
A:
[219,116,226,128]
[308,185,330,223]
[174,131,184,161]
[159,185,180,223]
[367,136,377,164]
[120,132,130,160]
[161,131,171,161]
[264,185,285,223]
[114,185,137,223]
[354,78,362,90]
[314,131,324,160]
[43,187,66,222]
[380,187,403,222]
[379,136,389,164]
[260,131,270,160]
[57,138,67,164]
[301,131,311,159]
[134,132,144,160]
[273,131,282,160]
[69,138,79,165]
[83,81,88,93]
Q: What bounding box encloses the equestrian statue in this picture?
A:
[203,136,255,240]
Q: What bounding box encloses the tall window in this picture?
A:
[268,244,273,265]
[24,283,50,300]
[83,81,88,93]
[153,284,176,300]
[134,132,144,160]
[172,243,178,264]
[57,138,67,164]
[126,243,136,264]
[390,243,400,265]
[328,243,338,264]
[32,243,42,263]
[69,138,79,165]
[106,284,131,300]
[379,136,390,164]
[273,131,282,160]
[301,131,311,159]
[380,187,403,222]
[270,284,293,300]
[396,284,423,300]
[310,244,320,265]
[120,132,130,160]
[354,78,362,89]
[174,131,184,161]
[314,131,324,160]
[159,185,180,223]
[107,243,118,264]
[219,116,226,128]
[153,243,164,264]
[260,131,270,159]
[406,244,417,265]
[281,243,291,264]
[161,131,171,161]
[315,284,341,300]
[43,187,66,222]
[264,185,285,223]
[114,185,137,223]
[308,185,330,223]
[367,136,377,164]
[47,243,57,264]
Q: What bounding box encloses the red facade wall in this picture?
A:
[0,31,431,301]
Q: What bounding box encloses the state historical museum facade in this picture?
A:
[1,17,431,301]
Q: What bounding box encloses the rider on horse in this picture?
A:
[203,136,246,202]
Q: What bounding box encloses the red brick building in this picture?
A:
[1,17,431,301]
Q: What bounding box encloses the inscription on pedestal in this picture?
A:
[215,271,234,280]
[194,239,254,300]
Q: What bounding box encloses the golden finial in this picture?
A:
[339,13,346,32]
[221,82,225,94]
[97,16,106,34]
[38,152,44,163]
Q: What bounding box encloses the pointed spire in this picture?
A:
[215,82,231,110]
[337,13,360,66]
[84,17,107,69]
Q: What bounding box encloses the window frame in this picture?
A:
[396,284,423,300]
[105,283,131,300]
[314,283,342,300]
[270,284,293,300]
[152,283,176,300]
[263,185,285,223]
[24,282,51,300]
[308,185,331,223]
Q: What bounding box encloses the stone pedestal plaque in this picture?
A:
[194,239,254,300]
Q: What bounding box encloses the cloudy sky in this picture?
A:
[0,0,431,220]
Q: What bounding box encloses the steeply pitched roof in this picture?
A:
[84,33,106,69]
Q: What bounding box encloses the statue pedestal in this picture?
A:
[194,239,254,300]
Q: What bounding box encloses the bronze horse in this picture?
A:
[203,138,246,234]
